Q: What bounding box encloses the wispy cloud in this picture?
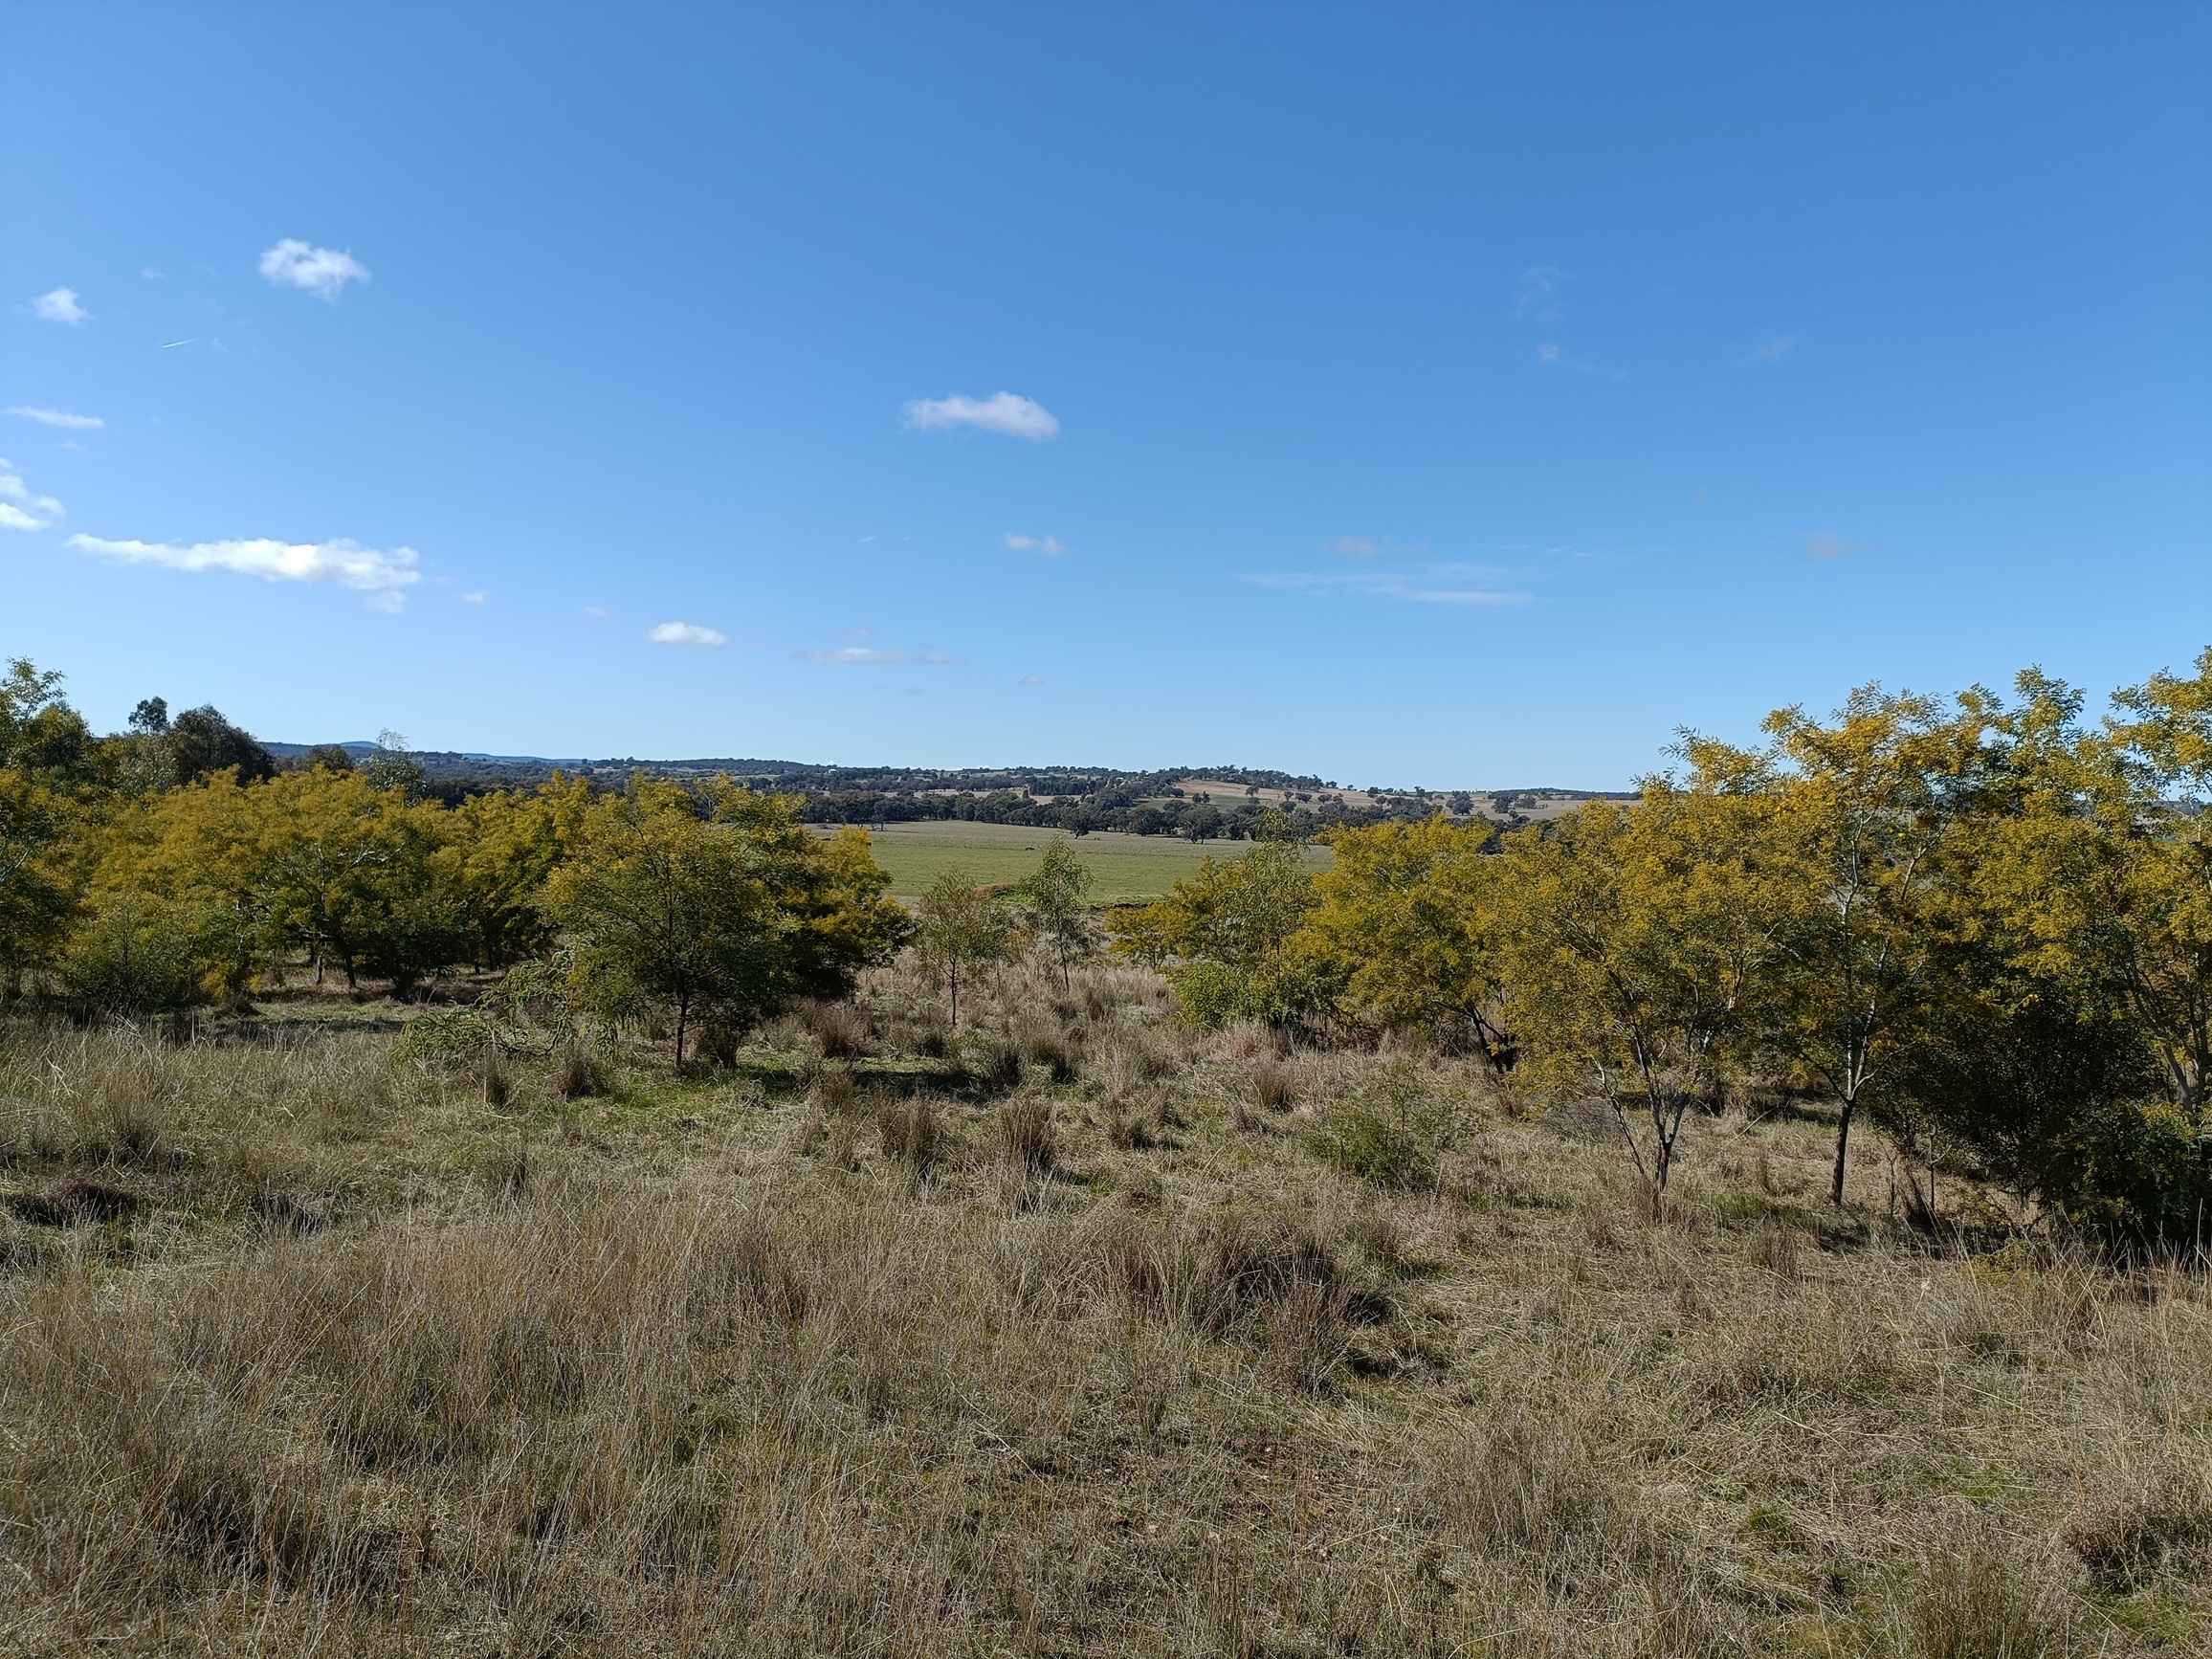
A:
[646,621,727,646]
[0,459,63,530]
[460,589,487,604]
[1535,342,1623,379]
[582,605,608,618]
[1004,532,1066,555]
[1018,675,1044,685]
[1330,536,1379,560]
[68,533,421,608]
[904,391,1060,441]
[1734,331,1801,367]
[7,407,102,431]
[1246,562,1530,607]
[1514,266,1569,323]
[258,239,371,302]
[800,646,962,665]
[31,287,89,325]
[1803,529,1876,561]
[801,647,907,663]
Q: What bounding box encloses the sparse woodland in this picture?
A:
[6,652,2212,1654]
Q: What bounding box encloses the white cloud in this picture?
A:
[7,406,101,431]
[460,589,487,604]
[1514,266,1568,323]
[1003,533,1066,555]
[67,534,421,608]
[1330,536,1380,560]
[583,605,608,617]
[258,239,371,302]
[1734,332,1801,367]
[31,288,89,325]
[0,459,63,529]
[646,621,727,647]
[1018,675,1044,685]
[904,390,1060,441]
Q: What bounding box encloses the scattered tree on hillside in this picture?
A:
[1016,833,1096,993]
[551,778,905,1071]
[1298,814,1511,1064]
[1491,789,1794,1205]
[1113,812,1335,1028]
[916,866,1008,1029]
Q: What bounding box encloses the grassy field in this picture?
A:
[4,955,2210,1655]
[818,818,1331,900]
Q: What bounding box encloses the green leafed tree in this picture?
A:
[916,865,1009,1028]
[1112,814,1335,1028]
[1016,833,1095,993]
[552,778,907,1070]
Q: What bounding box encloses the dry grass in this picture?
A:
[2,954,2210,1654]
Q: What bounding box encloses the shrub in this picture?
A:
[61,894,205,1017]
[1307,1064,1457,1188]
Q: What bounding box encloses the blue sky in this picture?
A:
[5,4,2207,787]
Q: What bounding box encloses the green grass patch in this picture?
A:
[814,819,1328,900]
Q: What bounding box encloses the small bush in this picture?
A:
[1307,1065,1456,1188]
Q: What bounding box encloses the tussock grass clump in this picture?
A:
[794,996,874,1059]
[553,1044,609,1098]
[996,1095,1056,1176]
[875,1092,945,1176]
[1888,1510,2079,1659]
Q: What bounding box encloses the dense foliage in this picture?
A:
[0,660,909,1063]
[1115,653,2212,1246]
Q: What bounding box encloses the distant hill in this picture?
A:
[264,741,1633,837]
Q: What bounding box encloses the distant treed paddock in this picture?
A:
[263,741,1628,838]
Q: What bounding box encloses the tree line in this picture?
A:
[1113,653,2212,1247]
[0,660,910,1062]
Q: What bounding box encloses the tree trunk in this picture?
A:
[674,990,688,1075]
[1830,1093,1856,1206]
[949,961,960,1029]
